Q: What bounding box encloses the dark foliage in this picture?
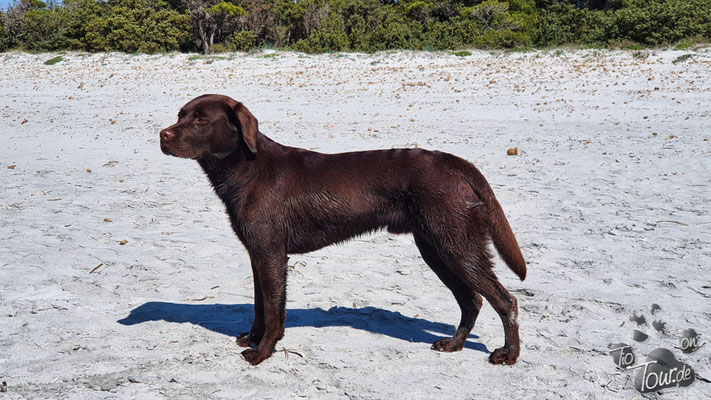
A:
[0,0,708,53]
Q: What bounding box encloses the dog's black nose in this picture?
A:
[160,129,175,142]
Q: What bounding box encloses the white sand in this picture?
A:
[1,49,710,399]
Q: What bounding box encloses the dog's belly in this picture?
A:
[285,209,410,254]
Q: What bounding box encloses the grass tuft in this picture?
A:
[450,50,472,57]
[44,56,64,65]
[672,54,694,64]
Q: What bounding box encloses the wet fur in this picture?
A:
[160,94,527,366]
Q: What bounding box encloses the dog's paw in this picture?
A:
[431,337,465,352]
[241,349,270,366]
[236,332,261,347]
[488,347,518,365]
[236,331,263,348]
[236,332,252,347]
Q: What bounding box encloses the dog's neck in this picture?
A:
[197,132,282,204]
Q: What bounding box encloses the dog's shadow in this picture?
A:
[118,302,489,353]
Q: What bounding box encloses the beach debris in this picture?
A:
[289,261,307,270]
[118,240,128,245]
[186,296,214,302]
[656,220,688,226]
[89,263,103,274]
[507,147,519,156]
[281,348,304,359]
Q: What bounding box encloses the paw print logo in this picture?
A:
[627,303,666,343]
[679,328,704,354]
[633,348,695,393]
[607,304,704,394]
[608,342,636,369]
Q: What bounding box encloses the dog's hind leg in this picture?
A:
[475,267,520,365]
[414,234,483,352]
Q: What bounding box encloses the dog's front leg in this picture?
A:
[241,249,288,366]
[237,263,264,348]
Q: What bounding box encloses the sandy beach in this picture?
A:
[1,49,710,399]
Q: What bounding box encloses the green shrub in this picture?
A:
[346,14,370,51]
[464,0,538,48]
[614,0,699,45]
[0,16,8,52]
[209,43,227,53]
[20,7,71,51]
[420,19,470,50]
[476,28,530,48]
[77,0,189,53]
[536,0,711,47]
[369,20,420,50]
[292,12,350,53]
[1,0,709,54]
[230,30,257,52]
[406,1,432,22]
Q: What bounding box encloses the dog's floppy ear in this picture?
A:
[228,101,258,154]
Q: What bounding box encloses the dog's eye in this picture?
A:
[195,117,209,124]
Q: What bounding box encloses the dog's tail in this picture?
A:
[464,165,527,281]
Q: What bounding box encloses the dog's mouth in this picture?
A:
[160,142,176,157]
[161,143,202,160]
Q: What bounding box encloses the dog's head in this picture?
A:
[160,94,258,160]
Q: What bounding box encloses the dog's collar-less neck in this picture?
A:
[197,132,281,200]
[198,132,265,171]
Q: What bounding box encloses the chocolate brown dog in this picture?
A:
[160,94,527,366]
